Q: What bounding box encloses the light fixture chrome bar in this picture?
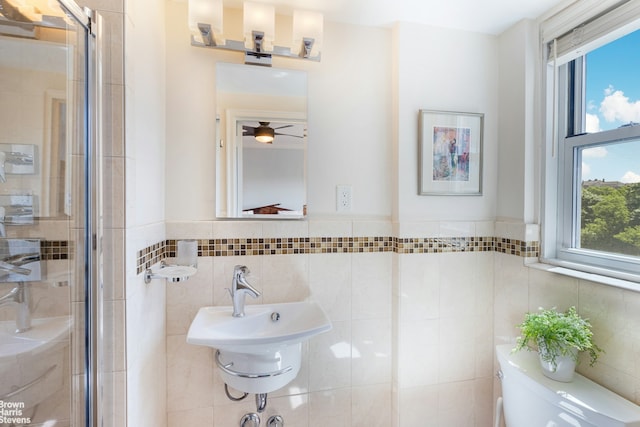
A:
[195,22,215,46]
[298,37,315,58]
[244,30,272,66]
[251,30,264,52]
[187,0,321,65]
[191,37,321,64]
[245,50,272,67]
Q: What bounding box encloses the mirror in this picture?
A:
[0,34,71,219]
[216,63,307,218]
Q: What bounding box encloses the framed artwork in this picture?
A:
[418,109,483,195]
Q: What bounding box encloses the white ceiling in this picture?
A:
[220,0,571,35]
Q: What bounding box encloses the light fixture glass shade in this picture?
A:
[293,10,323,57]
[243,1,275,51]
[255,135,274,143]
[255,124,274,143]
[188,0,223,43]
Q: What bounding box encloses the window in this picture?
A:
[546,5,640,281]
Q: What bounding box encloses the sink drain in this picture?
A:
[271,312,281,322]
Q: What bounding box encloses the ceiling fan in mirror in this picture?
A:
[243,122,304,144]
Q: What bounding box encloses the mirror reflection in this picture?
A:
[0,35,70,219]
[216,63,307,218]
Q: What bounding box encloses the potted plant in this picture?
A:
[513,306,603,382]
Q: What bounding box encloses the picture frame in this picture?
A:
[418,109,483,195]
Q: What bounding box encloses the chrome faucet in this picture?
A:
[0,282,31,333]
[0,252,39,277]
[229,265,260,317]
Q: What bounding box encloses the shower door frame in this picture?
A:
[56,1,104,426]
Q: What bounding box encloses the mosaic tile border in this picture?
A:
[41,240,71,260]
[495,238,540,258]
[395,236,495,253]
[136,241,166,274]
[0,240,70,261]
[136,236,540,274]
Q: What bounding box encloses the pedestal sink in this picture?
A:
[187,300,331,393]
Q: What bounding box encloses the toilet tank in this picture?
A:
[496,344,640,427]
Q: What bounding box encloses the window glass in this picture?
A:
[585,29,640,133]
[579,140,640,257]
[578,29,640,260]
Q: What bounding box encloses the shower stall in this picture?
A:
[0,0,108,425]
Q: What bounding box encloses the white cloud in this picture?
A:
[582,162,591,179]
[582,146,607,158]
[599,85,640,123]
[585,113,601,133]
[621,171,640,183]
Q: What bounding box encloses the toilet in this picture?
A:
[495,344,640,426]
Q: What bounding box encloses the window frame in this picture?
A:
[544,34,640,282]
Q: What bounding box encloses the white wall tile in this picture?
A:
[308,219,353,237]
[351,384,392,427]
[493,252,529,343]
[438,315,477,383]
[397,385,438,427]
[308,320,352,392]
[212,221,263,239]
[166,256,214,336]
[261,254,310,304]
[166,221,215,239]
[262,220,309,238]
[309,253,351,321]
[352,252,392,320]
[440,221,475,237]
[397,254,440,322]
[166,334,214,412]
[352,318,392,386]
[309,388,352,427]
[353,220,393,237]
[168,407,213,427]
[397,319,439,388]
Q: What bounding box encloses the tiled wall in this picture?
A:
[145,218,640,427]
[162,219,393,426]
[154,220,538,427]
[493,251,640,412]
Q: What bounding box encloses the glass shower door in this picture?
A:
[0,1,99,426]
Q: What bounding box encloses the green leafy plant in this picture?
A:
[513,306,603,369]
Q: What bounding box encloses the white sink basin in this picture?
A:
[0,316,71,408]
[187,300,331,352]
[187,300,331,393]
[0,316,71,362]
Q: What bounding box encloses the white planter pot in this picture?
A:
[538,342,577,382]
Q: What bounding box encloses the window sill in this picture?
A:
[528,261,640,292]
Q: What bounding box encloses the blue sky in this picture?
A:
[582,29,640,183]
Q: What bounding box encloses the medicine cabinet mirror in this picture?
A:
[215,63,308,218]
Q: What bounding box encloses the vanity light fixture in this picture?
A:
[188,0,323,66]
